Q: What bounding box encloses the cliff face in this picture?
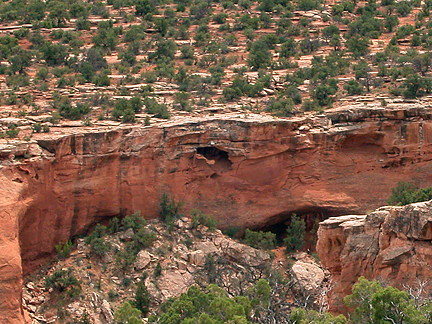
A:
[317,200,432,313]
[3,107,432,322]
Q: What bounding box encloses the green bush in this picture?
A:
[160,192,183,224]
[266,98,294,117]
[344,79,363,95]
[55,240,73,259]
[290,308,347,324]
[144,98,170,119]
[85,224,111,259]
[244,229,276,250]
[191,209,218,231]
[248,38,272,70]
[284,214,305,253]
[157,285,253,324]
[122,212,147,231]
[154,261,162,277]
[134,281,150,315]
[344,277,432,324]
[224,226,241,238]
[388,181,432,205]
[6,125,20,138]
[114,302,142,324]
[45,269,82,298]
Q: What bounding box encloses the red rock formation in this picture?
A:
[317,200,432,313]
[3,107,432,321]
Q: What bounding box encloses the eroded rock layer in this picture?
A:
[3,107,432,322]
[317,200,432,313]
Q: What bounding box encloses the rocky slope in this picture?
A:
[317,199,432,313]
[22,216,324,323]
[3,106,432,321]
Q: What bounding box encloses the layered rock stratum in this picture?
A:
[3,106,432,322]
[317,199,432,313]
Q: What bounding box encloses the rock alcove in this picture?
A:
[196,146,233,172]
[257,207,353,250]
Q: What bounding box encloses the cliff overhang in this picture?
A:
[2,107,432,322]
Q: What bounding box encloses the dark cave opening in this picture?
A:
[256,207,349,251]
[197,146,233,170]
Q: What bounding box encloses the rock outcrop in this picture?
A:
[4,107,432,321]
[23,218,278,323]
[317,200,432,313]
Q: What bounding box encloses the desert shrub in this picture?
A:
[266,97,295,117]
[173,91,191,111]
[132,227,156,251]
[224,226,241,238]
[108,217,120,234]
[144,98,170,119]
[248,38,272,70]
[346,36,370,58]
[6,125,20,138]
[160,192,183,224]
[55,240,73,259]
[284,214,305,253]
[33,123,42,133]
[297,0,320,10]
[312,80,338,107]
[134,281,150,315]
[58,100,90,120]
[154,261,162,277]
[191,209,218,231]
[45,269,82,298]
[403,74,432,98]
[388,181,432,205]
[244,229,276,250]
[345,79,363,95]
[6,74,30,87]
[76,18,91,30]
[157,284,254,323]
[223,87,243,101]
[85,224,111,258]
[114,302,142,324]
[40,42,68,66]
[122,212,147,231]
[115,247,137,273]
[291,308,347,324]
[111,97,142,123]
[180,45,195,60]
[343,277,432,324]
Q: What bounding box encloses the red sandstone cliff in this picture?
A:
[3,107,432,321]
[317,200,432,313]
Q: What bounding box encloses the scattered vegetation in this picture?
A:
[55,240,73,259]
[191,209,218,231]
[160,192,184,225]
[44,269,82,298]
[388,181,432,205]
[244,229,276,250]
[0,0,431,137]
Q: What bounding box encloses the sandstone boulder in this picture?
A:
[134,250,152,271]
[218,239,270,267]
[291,260,325,295]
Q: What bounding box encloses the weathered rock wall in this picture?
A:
[4,107,432,322]
[317,200,432,313]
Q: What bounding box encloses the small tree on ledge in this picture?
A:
[284,214,306,254]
